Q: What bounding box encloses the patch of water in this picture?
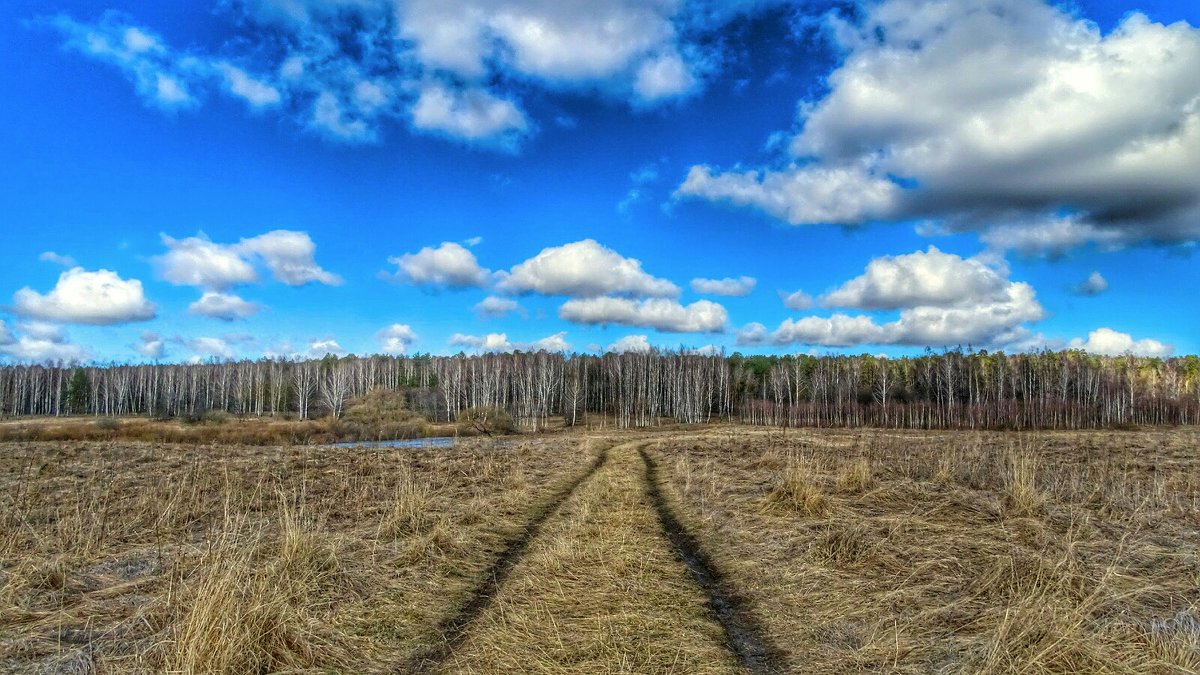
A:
[328,436,455,449]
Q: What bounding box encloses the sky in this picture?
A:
[1,0,1198,364]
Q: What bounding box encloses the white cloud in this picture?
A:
[376,323,418,354]
[390,241,490,288]
[156,230,339,290]
[0,320,89,362]
[676,0,1200,251]
[530,331,571,352]
[182,336,237,361]
[1069,328,1172,357]
[464,236,483,247]
[559,297,727,333]
[262,340,302,360]
[410,83,529,146]
[761,281,1044,348]
[310,91,374,142]
[51,13,198,110]
[750,247,1046,348]
[449,330,570,353]
[474,295,524,319]
[690,276,756,297]
[188,292,261,321]
[17,321,66,342]
[216,62,282,108]
[39,251,77,267]
[308,338,345,357]
[155,234,258,290]
[497,239,678,298]
[1073,272,1109,296]
[135,331,165,359]
[237,230,342,286]
[450,332,513,352]
[677,163,901,226]
[821,247,1009,310]
[780,289,813,311]
[606,334,653,353]
[769,314,888,348]
[735,322,768,346]
[53,0,737,149]
[12,267,156,325]
[634,51,698,103]
[979,216,1129,257]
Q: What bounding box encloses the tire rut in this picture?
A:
[405,442,612,672]
[639,447,784,675]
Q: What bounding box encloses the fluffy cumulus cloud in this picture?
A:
[390,241,490,288]
[820,247,1009,310]
[0,319,89,362]
[779,289,813,311]
[410,83,528,148]
[449,331,571,353]
[376,323,418,354]
[690,276,755,297]
[559,297,727,333]
[606,334,653,353]
[135,331,166,359]
[188,292,260,321]
[1069,328,1172,357]
[677,0,1200,252]
[474,295,524,319]
[1073,272,1109,297]
[308,338,345,357]
[497,239,678,298]
[741,248,1045,348]
[239,230,343,286]
[49,0,737,147]
[12,267,156,325]
[155,230,339,314]
[155,235,258,290]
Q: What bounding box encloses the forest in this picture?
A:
[1,349,1197,430]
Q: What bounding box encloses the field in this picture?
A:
[2,425,1198,673]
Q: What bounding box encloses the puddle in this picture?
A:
[327,436,456,449]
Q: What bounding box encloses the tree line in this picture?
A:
[0,349,1197,430]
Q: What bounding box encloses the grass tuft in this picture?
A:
[763,461,828,517]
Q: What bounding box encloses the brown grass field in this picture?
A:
[1,423,1198,673]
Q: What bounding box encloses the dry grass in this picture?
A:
[2,425,1198,673]
[0,436,595,673]
[0,392,458,446]
[763,460,829,517]
[653,427,1200,673]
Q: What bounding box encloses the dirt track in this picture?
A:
[423,440,777,673]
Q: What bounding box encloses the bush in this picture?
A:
[94,417,122,431]
[335,388,429,441]
[456,407,517,436]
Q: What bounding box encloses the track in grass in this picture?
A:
[640,447,783,674]
[406,442,612,671]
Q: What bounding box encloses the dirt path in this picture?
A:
[436,441,745,673]
[405,441,613,671]
[640,447,783,674]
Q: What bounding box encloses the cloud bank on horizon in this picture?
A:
[1,0,1196,364]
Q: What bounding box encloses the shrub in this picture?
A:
[456,406,517,436]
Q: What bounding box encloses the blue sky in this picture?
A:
[1,0,1197,363]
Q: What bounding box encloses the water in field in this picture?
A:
[329,436,456,449]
